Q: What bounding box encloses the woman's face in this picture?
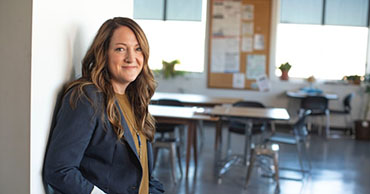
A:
[107,26,144,94]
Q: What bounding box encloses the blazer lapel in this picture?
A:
[115,101,140,160]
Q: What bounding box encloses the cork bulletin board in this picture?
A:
[207,0,272,90]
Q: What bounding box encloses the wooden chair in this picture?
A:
[152,99,184,183]
[245,110,311,189]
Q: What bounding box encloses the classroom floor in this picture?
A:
[152,123,370,194]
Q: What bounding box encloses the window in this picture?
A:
[136,0,207,72]
[281,0,369,26]
[325,0,369,26]
[275,24,368,80]
[281,0,323,24]
[166,0,202,21]
[134,0,202,21]
[276,0,370,80]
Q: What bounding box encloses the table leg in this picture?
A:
[192,121,198,168]
[243,121,253,165]
[216,118,253,179]
[214,119,223,150]
[186,121,193,179]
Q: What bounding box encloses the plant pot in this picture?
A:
[353,80,361,85]
[280,70,289,81]
[354,120,370,140]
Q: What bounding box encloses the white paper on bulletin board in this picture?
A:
[256,74,270,92]
[224,52,240,73]
[211,37,240,73]
[212,1,241,37]
[210,42,225,72]
[242,4,254,20]
[233,73,245,88]
[242,36,253,52]
[242,22,254,36]
[246,54,266,79]
[254,34,265,50]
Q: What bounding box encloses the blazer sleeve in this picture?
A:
[44,90,100,194]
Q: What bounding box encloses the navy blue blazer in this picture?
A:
[43,85,164,194]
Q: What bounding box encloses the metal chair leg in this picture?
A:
[170,143,177,184]
[244,122,253,166]
[325,109,330,138]
[244,130,249,165]
[296,142,305,176]
[304,141,312,171]
[176,143,183,177]
[226,130,232,158]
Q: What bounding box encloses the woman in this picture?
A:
[43,17,164,194]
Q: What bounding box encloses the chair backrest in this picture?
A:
[343,93,354,113]
[229,101,266,133]
[293,110,311,139]
[300,96,328,113]
[233,101,265,108]
[157,99,184,107]
[155,99,184,133]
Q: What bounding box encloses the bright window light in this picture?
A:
[136,0,208,72]
[275,23,368,80]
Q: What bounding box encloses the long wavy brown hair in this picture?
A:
[65,17,156,141]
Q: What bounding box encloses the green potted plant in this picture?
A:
[344,75,362,85]
[354,74,370,140]
[278,62,292,80]
[153,59,187,79]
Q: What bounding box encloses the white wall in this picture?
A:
[31,1,134,193]
[0,0,32,193]
[30,1,135,193]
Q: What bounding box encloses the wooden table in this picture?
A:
[151,92,243,107]
[204,106,290,179]
[149,105,220,178]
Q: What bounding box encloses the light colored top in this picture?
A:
[116,94,148,194]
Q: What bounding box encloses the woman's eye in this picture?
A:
[136,47,142,52]
[115,48,125,52]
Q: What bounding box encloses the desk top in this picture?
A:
[149,105,219,121]
[207,106,290,121]
[151,92,243,107]
[286,91,338,100]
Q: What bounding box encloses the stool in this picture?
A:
[245,144,280,190]
[153,137,182,183]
